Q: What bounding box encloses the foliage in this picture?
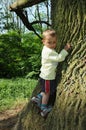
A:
[0,78,37,111]
[0,31,42,78]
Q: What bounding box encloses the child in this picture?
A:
[31,29,71,117]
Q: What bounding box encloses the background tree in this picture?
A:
[0,0,23,32]
[9,0,51,38]
[3,0,86,130]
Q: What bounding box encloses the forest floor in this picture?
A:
[0,78,36,130]
[0,102,27,130]
[0,102,25,121]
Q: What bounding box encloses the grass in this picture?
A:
[0,78,37,112]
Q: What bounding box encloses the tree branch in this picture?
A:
[14,9,42,39]
[31,20,51,26]
[9,0,50,39]
[10,0,47,11]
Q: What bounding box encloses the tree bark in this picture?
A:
[12,0,86,130]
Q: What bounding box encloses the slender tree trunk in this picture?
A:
[11,0,86,130]
[44,1,50,29]
[36,4,42,33]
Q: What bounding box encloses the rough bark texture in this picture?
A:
[11,0,86,130]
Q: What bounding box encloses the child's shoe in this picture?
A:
[31,94,42,109]
[40,105,52,117]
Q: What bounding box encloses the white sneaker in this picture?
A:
[31,96,41,108]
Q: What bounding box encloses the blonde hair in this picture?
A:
[42,29,57,39]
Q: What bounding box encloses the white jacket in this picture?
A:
[40,46,68,80]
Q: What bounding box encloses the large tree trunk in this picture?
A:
[12,0,86,130]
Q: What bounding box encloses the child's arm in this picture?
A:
[48,43,71,62]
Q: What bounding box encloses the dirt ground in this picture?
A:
[0,103,26,130]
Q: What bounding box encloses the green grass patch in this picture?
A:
[0,78,37,112]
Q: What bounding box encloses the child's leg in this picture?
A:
[41,92,50,110]
[40,92,53,117]
[40,79,51,110]
[41,92,50,104]
[40,79,56,117]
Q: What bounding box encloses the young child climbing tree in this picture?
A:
[31,29,71,117]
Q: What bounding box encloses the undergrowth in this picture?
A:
[0,78,37,111]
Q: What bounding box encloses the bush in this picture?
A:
[0,31,42,78]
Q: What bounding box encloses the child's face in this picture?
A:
[42,35,57,49]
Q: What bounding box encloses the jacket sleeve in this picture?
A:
[48,49,68,62]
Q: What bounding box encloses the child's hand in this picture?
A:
[64,43,71,51]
